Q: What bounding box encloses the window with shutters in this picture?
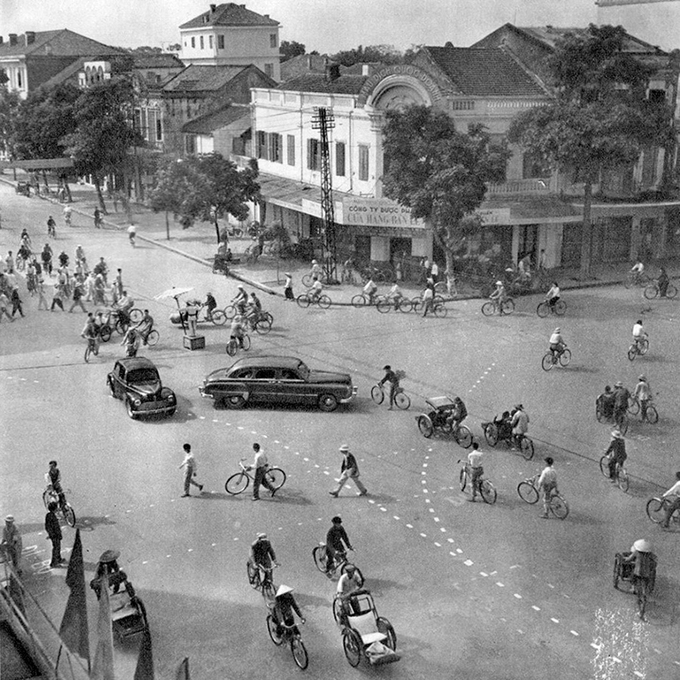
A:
[358,145,369,181]
[335,142,346,176]
[307,139,321,171]
[287,135,295,166]
[257,131,268,160]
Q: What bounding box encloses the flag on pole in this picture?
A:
[176,657,190,680]
[90,576,115,680]
[59,529,90,664]
[133,628,155,680]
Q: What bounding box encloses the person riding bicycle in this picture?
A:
[538,457,558,518]
[496,410,513,441]
[93,256,108,283]
[632,319,647,350]
[511,404,529,450]
[657,267,670,297]
[613,381,631,429]
[309,276,323,302]
[81,313,99,353]
[20,228,31,247]
[549,327,567,359]
[204,292,218,320]
[545,281,560,309]
[310,259,323,280]
[378,365,400,410]
[489,280,507,312]
[597,385,616,422]
[250,532,279,585]
[113,290,134,328]
[447,396,468,431]
[466,442,484,502]
[621,539,656,610]
[136,309,154,345]
[232,285,248,314]
[633,375,652,421]
[45,460,68,512]
[63,205,72,227]
[661,472,680,529]
[325,516,354,576]
[17,242,31,266]
[246,292,263,321]
[47,215,56,237]
[630,259,644,282]
[605,430,627,481]
[387,282,403,310]
[363,277,378,305]
[272,585,305,636]
[127,224,136,245]
[121,326,140,358]
[230,315,246,349]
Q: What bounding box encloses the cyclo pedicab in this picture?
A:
[89,550,149,641]
[416,396,473,447]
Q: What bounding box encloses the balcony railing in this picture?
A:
[486,178,552,195]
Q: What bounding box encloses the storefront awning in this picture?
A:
[257,173,335,215]
[480,196,582,224]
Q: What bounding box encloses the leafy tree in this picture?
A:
[331,44,403,67]
[508,24,670,278]
[0,87,20,157]
[61,79,142,211]
[280,40,306,62]
[382,105,509,276]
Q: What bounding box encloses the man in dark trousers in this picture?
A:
[325,515,354,576]
[45,502,64,567]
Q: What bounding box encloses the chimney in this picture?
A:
[325,62,340,82]
[25,31,35,45]
[9,34,18,46]
[362,64,370,76]
[210,3,216,11]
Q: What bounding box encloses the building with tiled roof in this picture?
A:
[181,103,251,155]
[277,73,369,96]
[0,29,121,98]
[178,3,281,80]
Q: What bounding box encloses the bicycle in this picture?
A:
[482,419,535,460]
[266,616,309,670]
[351,293,381,308]
[536,299,567,317]
[296,291,331,309]
[458,460,497,504]
[646,496,680,526]
[627,337,649,361]
[376,296,412,314]
[140,329,160,348]
[42,485,76,527]
[481,298,515,316]
[243,310,273,335]
[302,272,329,288]
[628,396,658,424]
[371,380,410,410]
[312,545,364,583]
[247,560,278,599]
[225,458,286,495]
[599,454,629,492]
[226,333,251,356]
[516,474,569,519]
[643,279,677,300]
[624,271,650,289]
[83,335,100,363]
[541,347,571,371]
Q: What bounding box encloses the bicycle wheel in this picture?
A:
[628,398,640,415]
[501,299,515,315]
[371,385,384,405]
[226,340,237,356]
[146,330,159,347]
[554,300,567,316]
[398,298,413,313]
[433,281,447,296]
[318,295,331,309]
[483,423,499,446]
[63,504,76,527]
[266,615,283,645]
[42,489,54,509]
[627,345,637,361]
[376,299,392,314]
[254,320,271,335]
[549,494,569,520]
[616,467,630,493]
[376,617,397,650]
[666,283,678,299]
[480,480,497,505]
[559,348,571,367]
[301,274,313,288]
[643,284,659,300]
[129,308,143,324]
[536,301,550,318]
[646,405,659,424]
[411,299,423,314]
[211,310,227,326]
[225,472,249,495]
[433,303,448,318]
[291,637,309,670]
[599,455,610,477]
[247,561,260,589]
[455,425,473,449]
[265,467,286,490]
[517,481,539,504]
[312,546,327,572]
[395,391,411,410]
[646,497,666,523]
[242,334,251,351]
[224,305,237,319]
[618,414,629,436]
[520,437,534,460]
[459,467,468,492]
[481,301,495,316]
[100,326,112,343]
[296,294,311,309]
[418,415,434,438]
[639,338,649,355]
[351,294,366,308]
[84,345,92,363]
[541,353,554,372]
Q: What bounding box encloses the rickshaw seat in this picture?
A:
[347,612,385,645]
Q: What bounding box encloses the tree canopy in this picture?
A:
[0,87,20,157]
[280,40,306,62]
[508,24,671,277]
[331,44,403,67]
[382,105,509,270]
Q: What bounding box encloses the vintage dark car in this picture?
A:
[106,357,177,419]
[199,355,356,412]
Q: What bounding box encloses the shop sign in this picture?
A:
[477,208,511,225]
[339,198,425,228]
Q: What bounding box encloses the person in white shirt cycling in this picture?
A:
[661,472,680,529]
[309,277,323,302]
[549,327,567,358]
[632,319,647,350]
[489,280,507,312]
[363,277,378,305]
[545,281,560,309]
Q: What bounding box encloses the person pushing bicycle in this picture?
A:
[661,472,680,529]
[378,365,400,409]
[605,430,627,481]
[538,457,558,519]
[447,396,467,431]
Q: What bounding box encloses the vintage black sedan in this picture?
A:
[107,357,177,419]
[199,355,356,412]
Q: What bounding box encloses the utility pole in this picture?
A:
[312,107,337,283]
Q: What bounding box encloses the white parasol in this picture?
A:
[154,286,194,301]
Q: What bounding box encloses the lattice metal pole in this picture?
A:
[312,107,337,283]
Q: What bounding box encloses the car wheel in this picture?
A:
[226,395,246,408]
[318,393,339,412]
[125,399,138,420]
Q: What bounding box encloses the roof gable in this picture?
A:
[182,104,250,133]
[423,46,547,97]
[0,29,121,58]
[180,3,279,29]
[162,64,249,92]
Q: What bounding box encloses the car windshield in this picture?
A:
[127,368,159,384]
[296,360,310,380]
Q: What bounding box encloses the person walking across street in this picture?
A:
[179,443,204,498]
[248,443,276,501]
[613,381,631,429]
[329,445,368,497]
[537,457,558,519]
[45,502,65,568]
[1,515,23,574]
[633,375,652,421]
[0,291,13,322]
[466,442,484,502]
[68,281,87,313]
[10,287,24,318]
[284,272,294,300]
[36,279,49,310]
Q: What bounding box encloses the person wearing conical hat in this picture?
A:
[605,429,627,482]
[272,584,305,637]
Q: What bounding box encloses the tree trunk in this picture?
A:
[93,173,107,213]
[165,211,170,241]
[579,181,593,280]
